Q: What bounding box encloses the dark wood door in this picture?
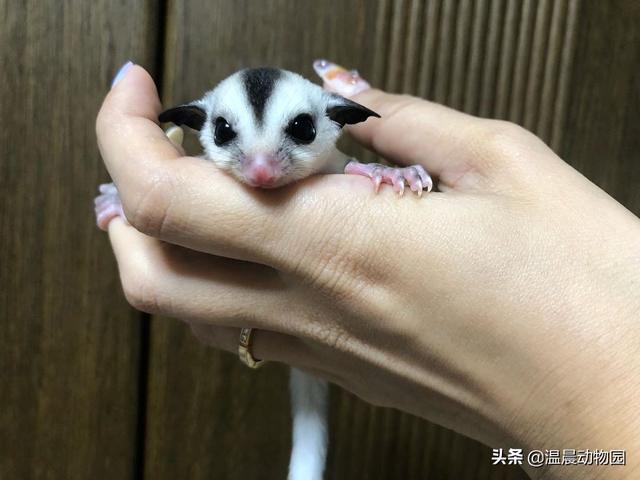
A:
[2,1,638,479]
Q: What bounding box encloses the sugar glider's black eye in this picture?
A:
[286,114,316,144]
[214,117,237,146]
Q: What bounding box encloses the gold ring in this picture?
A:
[238,328,264,369]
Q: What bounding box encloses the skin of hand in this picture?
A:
[96,63,640,480]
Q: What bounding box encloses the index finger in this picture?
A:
[349,89,482,176]
[314,59,530,190]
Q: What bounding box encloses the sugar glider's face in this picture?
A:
[159,68,379,188]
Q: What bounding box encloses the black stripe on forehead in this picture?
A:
[242,67,282,123]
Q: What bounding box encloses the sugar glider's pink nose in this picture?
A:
[243,153,282,187]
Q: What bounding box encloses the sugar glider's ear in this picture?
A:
[158,104,206,131]
[326,95,380,128]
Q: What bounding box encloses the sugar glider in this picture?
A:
[95,62,432,480]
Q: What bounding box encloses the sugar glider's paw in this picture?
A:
[345,160,433,197]
[94,183,126,231]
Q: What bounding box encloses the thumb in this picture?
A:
[96,63,182,208]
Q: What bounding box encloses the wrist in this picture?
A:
[512,364,640,480]
[500,256,640,478]
[486,211,640,478]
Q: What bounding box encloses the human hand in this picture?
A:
[96,62,640,479]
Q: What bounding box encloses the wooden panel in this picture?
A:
[560,0,640,215]
[0,1,159,478]
[148,0,638,479]
[2,0,635,479]
[380,0,580,151]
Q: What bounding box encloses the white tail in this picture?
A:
[288,368,329,480]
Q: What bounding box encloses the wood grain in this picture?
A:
[0,1,159,478]
[560,0,640,214]
[2,0,638,479]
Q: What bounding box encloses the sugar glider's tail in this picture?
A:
[288,368,329,480]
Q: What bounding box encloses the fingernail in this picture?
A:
[111,61,134,89]
[313,59,371,98]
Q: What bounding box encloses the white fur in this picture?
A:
[196,69,347,186]
[289,368,329,480]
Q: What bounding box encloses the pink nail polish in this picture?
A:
[313,59,371,98]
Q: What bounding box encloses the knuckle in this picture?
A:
[309,257,369,305]
[95,102,125,145]
[121,272,160,314]
[119,258,162,314]
[126,173,175,237]
[295,226,393,309]
[298,234,368,303]
[476,120,535,153]
[284,196,393,306]
[326,327,350,353]
[316,323,352,353]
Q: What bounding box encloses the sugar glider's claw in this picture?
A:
[94,182,127,231]
[415,180,424,198]
[391,171,405,196]
[403,167,422,196]
[372,170,383,193]
[313,59,371,97]
[344,161,433,197]
[413,165,433,192]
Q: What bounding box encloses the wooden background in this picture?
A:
[1,0,638,478]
